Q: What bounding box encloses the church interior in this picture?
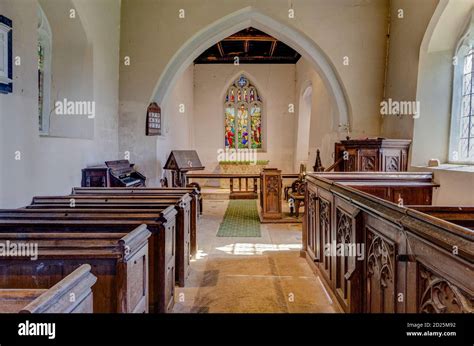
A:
[0,0,473,319]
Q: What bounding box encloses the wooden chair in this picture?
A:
[288,182,306,217]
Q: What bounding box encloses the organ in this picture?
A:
[81,160,146,187]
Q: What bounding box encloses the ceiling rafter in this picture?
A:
[217,42,225,57]
[269,41,277,57]
[195,27,301,64]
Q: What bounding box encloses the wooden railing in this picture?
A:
[186,172,299,199]
[186,173,258,199]
[304,173,473,313]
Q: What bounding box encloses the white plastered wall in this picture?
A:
[0,0,120,208]
[119,0,388,182]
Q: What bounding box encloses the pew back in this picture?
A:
[0,226,150,313]
[0,264,96,313]
[304,173,473,314]
[409,206,474,230]
[0,208,177,313]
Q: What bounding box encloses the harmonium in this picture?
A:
[81,160,146,187]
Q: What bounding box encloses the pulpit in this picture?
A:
[259,168,282,221]
[334,138,411,172]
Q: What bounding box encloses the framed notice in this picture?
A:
[0,15,13,94]
[146,102,162,136]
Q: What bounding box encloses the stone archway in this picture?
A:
[150,6,351,128]
[295,84,313,171]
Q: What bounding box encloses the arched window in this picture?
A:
[37,5,52,135]
[449,13,474,163]
[224,75,262,150]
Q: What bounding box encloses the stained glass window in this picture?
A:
[38,43,44,130]
[460,48,474,160]
[224,75,262,150]
[38,5,52,135]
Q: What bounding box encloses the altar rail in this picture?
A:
[304,173,473,313]
[186,172,298,199]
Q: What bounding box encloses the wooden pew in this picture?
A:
[71,187,202,252]
[409,206,474,230]
[0,264,96,313]
[28,194,192,287]
[72,186,203,216]
[39,192,199,257]
[310,172,439,205]
[25,202,192,288]
[303,173,473,313]
[0,226,151,313]
[0,209,177,313]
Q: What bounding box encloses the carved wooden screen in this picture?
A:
[306,192,318,260]
[366,229,396,313]
[319,198,332,281]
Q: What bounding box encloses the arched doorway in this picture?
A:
[295,84,313,171]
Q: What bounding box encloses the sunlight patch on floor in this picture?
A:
[215,242,302,256]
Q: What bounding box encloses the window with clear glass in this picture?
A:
[459,48,474,160]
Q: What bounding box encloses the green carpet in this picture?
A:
[217,200,261,237]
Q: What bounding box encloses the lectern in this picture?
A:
[259,168,282,221]
[164,150,205,187]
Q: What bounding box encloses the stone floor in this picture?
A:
[173,199,340,313]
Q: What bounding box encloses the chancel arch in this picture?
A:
[150,6,351,130]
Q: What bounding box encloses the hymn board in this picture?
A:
[146,102,162,136]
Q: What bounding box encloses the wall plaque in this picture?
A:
[0,15,13,94]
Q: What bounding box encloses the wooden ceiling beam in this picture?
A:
[217,42,224,57]
[269,41,277,57]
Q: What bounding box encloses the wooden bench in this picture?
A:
[0,264,96,313]
[26,200,192,288]
[310,172,439,205]
[303,173,473,313]
[72,186,203,216]
[28,194,192,288]
[0,208,176,313]
[409,206,474,230]
[38,193,198,256]
[0,226,150,313]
